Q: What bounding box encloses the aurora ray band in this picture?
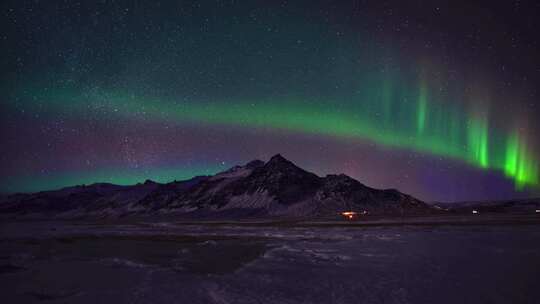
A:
[9,81,539,190]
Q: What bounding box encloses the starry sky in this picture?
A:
[1,0,540,202]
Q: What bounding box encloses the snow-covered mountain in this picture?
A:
[0,154,433,219]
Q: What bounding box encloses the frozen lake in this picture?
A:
[1,221,539,303]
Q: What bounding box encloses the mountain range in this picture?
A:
[0,154,434,219]
[434,198,540,214]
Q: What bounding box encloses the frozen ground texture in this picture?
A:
[1,221,539,303]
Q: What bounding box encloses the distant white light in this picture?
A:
[536,209,540,213]
[472,210,479,214]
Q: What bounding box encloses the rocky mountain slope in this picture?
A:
[0,154,433,218]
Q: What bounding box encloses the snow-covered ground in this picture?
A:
[1,221,539,303]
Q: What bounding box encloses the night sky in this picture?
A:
[2,0,540,202]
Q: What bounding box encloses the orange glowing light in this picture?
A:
[341,211,358,220]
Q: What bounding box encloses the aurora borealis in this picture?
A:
[2,1,540,201]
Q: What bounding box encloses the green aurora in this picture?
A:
[9,80,539,191]
[3,165,225,194]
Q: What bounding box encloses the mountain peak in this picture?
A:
[261,154,316,179]
[267,153,292,165]
[264,154,306,173]
[144,179,156,185]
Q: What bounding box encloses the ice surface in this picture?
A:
[0,221,539,303]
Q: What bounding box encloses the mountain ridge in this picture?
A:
[0,154,434,219]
